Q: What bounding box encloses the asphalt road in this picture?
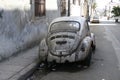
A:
[30,20,120,80]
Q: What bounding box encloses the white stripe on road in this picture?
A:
[104,27,120,70]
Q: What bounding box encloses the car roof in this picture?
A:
[49,16,86,25]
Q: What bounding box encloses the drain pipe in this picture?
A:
[68,0,70,16]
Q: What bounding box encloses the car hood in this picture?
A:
[47,32,81,56]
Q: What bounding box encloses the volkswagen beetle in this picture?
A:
[39,16,96,67]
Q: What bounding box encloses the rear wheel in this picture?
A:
[39,60,51,72]
[42,59,57,71]
[81,47,92,67]
[92,44,96,51]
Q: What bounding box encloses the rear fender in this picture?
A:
[39,39,48,61]
[81,36,92,54]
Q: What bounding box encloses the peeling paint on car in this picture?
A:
[39,16,96,65]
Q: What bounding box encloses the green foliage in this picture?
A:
[111,6,120,17]
[92,2,97,10]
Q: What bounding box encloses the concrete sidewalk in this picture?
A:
[0,46,39,80]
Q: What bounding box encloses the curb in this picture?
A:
[9,59,40,80]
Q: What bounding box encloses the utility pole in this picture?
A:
[104,6,107,16]
[68,0,70,16]
[108,0,113,19]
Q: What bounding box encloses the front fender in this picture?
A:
[39,39,48,61]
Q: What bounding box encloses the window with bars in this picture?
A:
[78,0,80,5]
[61,0,66,16]
[73,0,80,5]
[73,0,76,4]
[35,0,45,17]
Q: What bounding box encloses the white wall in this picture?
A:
[71,4,81,16]
[46,0,61,24]
[0,0,32,34]
[0,0,61,61]
[0,0,60,60]
[0,0,46,60]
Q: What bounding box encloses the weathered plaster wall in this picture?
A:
[46,0,61,24]
[0,0,31,36]
[0,0,47,61]
[71,4,81,16]
[0,0,61,61]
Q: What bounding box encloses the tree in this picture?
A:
[111,6,120,22]
[92,2,97,12]
[91,2,97,19]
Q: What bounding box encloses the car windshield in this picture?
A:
[50,21,80,32]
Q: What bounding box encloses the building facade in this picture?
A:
[0,0,89,60]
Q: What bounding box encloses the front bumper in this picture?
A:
[47,51,87,63]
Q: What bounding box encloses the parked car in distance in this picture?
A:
[91,16,99,23]
[39,16,96,67]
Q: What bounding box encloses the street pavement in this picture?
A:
[33,20,120,80]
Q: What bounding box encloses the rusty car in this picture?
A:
[39,16,96,67]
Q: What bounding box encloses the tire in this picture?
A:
[81,47,92,67]
[38,45,42,61]
[43,59,55,71]
[115,19,118,23]
[92,44,96,51]
[40,60,49,72]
